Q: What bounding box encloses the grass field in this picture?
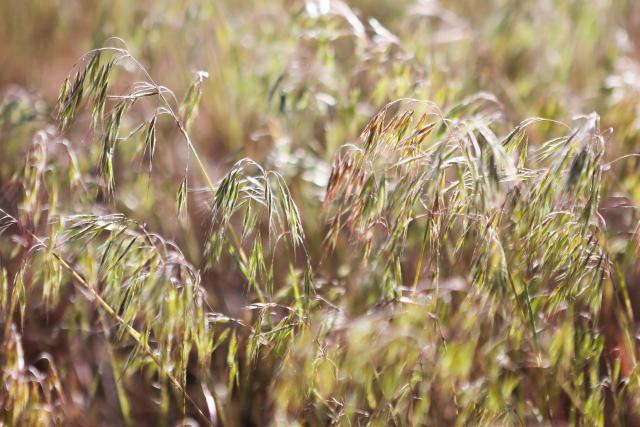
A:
[2,0,640,425]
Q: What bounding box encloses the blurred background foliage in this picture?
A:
[2,0,640,425]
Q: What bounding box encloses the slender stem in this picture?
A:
[164,87,250,269]
[412,220,430,291]
[177,121,216,191]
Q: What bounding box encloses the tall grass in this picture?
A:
[2,1,640,425]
